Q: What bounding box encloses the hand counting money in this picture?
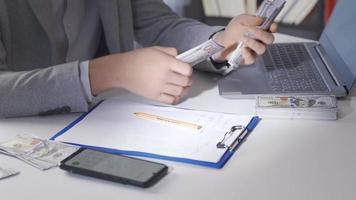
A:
[228,0,286,70]
[176,0,286,73]
[176,0,285,70]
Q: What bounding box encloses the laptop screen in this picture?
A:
[319,0,356,90]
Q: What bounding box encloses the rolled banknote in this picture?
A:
[176,39,224,66]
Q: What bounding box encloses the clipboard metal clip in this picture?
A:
[216,125,247,150]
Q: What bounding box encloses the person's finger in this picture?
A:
[166,71,192,87]
[173,97,181,105]
[242,48,256,65]
[181,86,191,97]
[172,86,191,105]
[269,23,278,33]
[157,93,176,104]
[242,36,266,55]
[162,84,185,96]
[153,46,193,76]
[238,15,263,26]
[153,46,178,57]
[245,26,274,45]
[169,61,193,76]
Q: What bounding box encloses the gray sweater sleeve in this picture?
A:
[131,0,229,75]
[132,0,222,53]
[0,40,89,118]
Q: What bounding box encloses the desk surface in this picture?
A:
[1,34,356,200]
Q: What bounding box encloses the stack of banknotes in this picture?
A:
[255,95,338,120]
[0,135,79,170]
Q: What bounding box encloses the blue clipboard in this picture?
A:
[50,102,260,169]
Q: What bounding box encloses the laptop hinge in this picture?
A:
[314,45,342,87]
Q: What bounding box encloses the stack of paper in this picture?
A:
[255,95,338,120]
[52,99,258,168]
[0,135,79,170]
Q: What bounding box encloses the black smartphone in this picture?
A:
[60,148,168,188]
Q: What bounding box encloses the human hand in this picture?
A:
[89,47,193,104]
[213,14,278,65]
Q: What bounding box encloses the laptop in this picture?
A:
[218,0,356,98]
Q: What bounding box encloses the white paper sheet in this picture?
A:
[55,98,253,163]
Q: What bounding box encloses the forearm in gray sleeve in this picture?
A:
[79,60,94,103]
[0,61,89,118]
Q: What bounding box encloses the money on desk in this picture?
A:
[255,95,338,120]
[0,163,20,180]
[0,135,79,170]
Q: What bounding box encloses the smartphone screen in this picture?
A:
[60,149,168,188]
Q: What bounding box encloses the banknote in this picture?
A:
[0,148,15,156]
[257,95,337,108]
[16,154,57,170]
[0,135,42,155]
[27,140,79,165]
[0,135,79,170]
[176,39,224,66]
[255,95,338,120]
[0,164,20,180]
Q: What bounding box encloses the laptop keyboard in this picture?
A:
[265,43,328,93]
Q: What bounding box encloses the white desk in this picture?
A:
[1,34,356,200]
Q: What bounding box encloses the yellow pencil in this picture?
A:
[134,112,203,130]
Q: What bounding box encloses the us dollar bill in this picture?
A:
[176,39,224,66]
[257,95,337,108]
[0,135,79,170]
[255,95,338,120]
[16,154,57,170]
[0,164,20,180]
[0,135,42,155]
[27,140,80,165]
[0,148,15,156]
